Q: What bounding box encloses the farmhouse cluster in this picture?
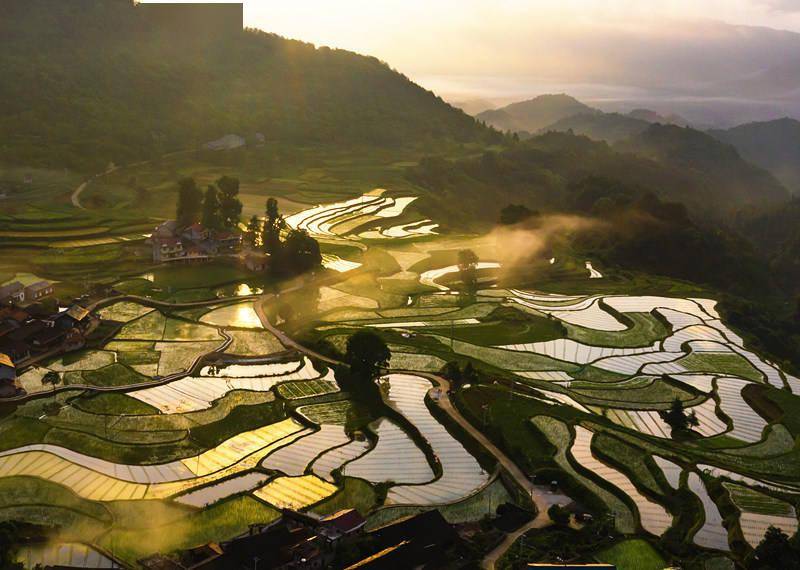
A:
[0,304,98,397]
[149,220,242,264]
[0,279,55,306]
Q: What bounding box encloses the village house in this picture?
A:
[1,280,56,306]
[0,353,17,398]
[0,304,96,375]
[203,134,246,151]
[318,509,367,542]
[24,281,55,302]
[0,282,25,305]
[150,221,242,264]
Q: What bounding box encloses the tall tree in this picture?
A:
[263,197,284,255]
[246,214,263,247]
[345,331,391,385]
[752,526,800,569]
[176,177,202,228]
[201,185,222,230]
[282,229,322,275]
[216,176,242,228]
[458,249,479,295]
[500,204,537,225]
[659,397,699,436]
[41,371,60,401]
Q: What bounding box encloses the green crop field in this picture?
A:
[596,539,667,570]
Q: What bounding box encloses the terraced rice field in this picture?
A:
[532,416,636,534]
[129,358,323,413]
[653,456,682,489]
[716,378,767,442]
[344,418,434,484]
[725,484,799,547]
[688,472,730,551]
[570,427,672,536]
[201,303,263,329]
[380,374,490,505]
[262,425,350,476]
[252,475,338,510]
[16,543,115,569]
[310,439,372,481]
[419,262,500,291]
[0,419,308,501]
[284,191,428,241]
[175,472,271,507]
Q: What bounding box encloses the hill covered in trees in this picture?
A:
[0,0,492,172]
[710,118,800,195]
[476,94,597,134]
[408,130,788,227]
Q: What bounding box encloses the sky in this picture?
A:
[142,1,800,118]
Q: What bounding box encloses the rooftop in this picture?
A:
[0,353,14,368]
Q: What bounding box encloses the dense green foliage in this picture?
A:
[615,124,787,208]
[750,526,800,569]
[658,397,699,437]
[0,0,491,172]
[344,331,391,385]
[544,111,651,143]
[711,118,800,195]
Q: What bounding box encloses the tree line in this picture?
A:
[176,176,242,231]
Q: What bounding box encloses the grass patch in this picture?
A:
[276,379,338,400]
[595,539,667,570]
[724,484,794,516]
[189,400,287,449]
[73,393,160,415]
[677,353,762,382]
[311,477,377,517]
[566,313,669,348]
[77,363,149,387]
[99,496,280,566]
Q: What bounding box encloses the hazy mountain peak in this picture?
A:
[476,93,598,133]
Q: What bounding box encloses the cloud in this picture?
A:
[759,0,800,12]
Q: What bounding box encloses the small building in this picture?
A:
[152,220,178,239]
[184,223,209,242]
[319,509,366,542]
[0,340,31,362]
[0,353,17,398]
[0,282,25,305]
[153,238,185,263]
[24,281,54,302]
[0,353,15,381]
[203,134,246,151]
[212,229,242,251]
[0,307,30,338]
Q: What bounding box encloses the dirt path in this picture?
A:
[70,149,194,210]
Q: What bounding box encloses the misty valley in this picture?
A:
[2,2,800,570]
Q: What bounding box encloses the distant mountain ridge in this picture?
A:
[476,94,598,134]
[710,118,800,194]
[616,124,789,208]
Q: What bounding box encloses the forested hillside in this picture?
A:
[409,130,787,225]
[710,118,800,194]
[476,94,597,134]
[0,0,491,172]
